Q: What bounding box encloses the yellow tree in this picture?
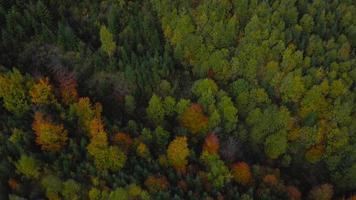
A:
[167,136,189,174]
[29,77,56,105]
[179,104,208,134]
[32,112,68,152]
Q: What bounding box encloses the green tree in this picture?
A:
[100,25,117,57]
[147,94,165,125]
[62,179,81,200]
[15,155,40,179]
[200,152,232,189]
[265,131,288,159]
[41,175,63,200]
[0,69,32,116]
[218,95,238,133]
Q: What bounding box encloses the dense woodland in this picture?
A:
[0,0,355,199]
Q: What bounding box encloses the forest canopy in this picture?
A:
[0,0,355,199]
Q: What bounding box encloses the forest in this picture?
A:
[0,0,355,199]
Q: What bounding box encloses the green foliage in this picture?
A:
[41,175,63,200]
[217,95,238,133]
[163,96,176,116]
[192,79,218,109]
[146,94,165,125]
[0,69,32,116]
[124,95,136,114]
[62,179,81,200]
[200,152,232,189]
[0,0,355,199]
[15,155,40,179]
[264,131,288,159]
[100,25,117,57]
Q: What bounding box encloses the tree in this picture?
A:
[32,112,68,152]
[90,145,127,172]
[113,132,133,153]
[179,104,208,134]
[0,69,32,116]
[175,98,191,115]
[305,145,325,164]
[218,95,238,133]
[280,71,305,103]
[62,179,81,200]
[124,95,136,114]
[286,186,302,200]
[264,131,288,159]
[146,94,165,125]
[69,97,101,134]
[41,175,62,200]
[100,25,116,57]
[231,162,252,186]
[167,136,189,174]
[154,126,170,151]
[191,79,218,109]
[144,175,169,193]
[29,77,56,105]
[308,184,334,200]
[163,96,176,116]
[203,133,219,154]
[15,155,40,179]
[200,152,232,189]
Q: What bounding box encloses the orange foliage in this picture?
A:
[29,77,55,105]
[89,118,105,137]
[113,132,133,152]
[144,175,169,192]
[286,185,302,200]
[8,178,19,190]
[180,104,208,134]
[263,174,278,186]
[58,71,78,105]
[308,183,334,200]
[347,195,356,200]
[167,136,189,174]
[305,144,325,163]
[32,112,68,152]
[203,133,219,154]
[232,162,252,186]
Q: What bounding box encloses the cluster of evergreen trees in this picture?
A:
[0,0,355,199]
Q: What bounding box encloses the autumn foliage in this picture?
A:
[286,185,302,200]
[308,184,334,200]
[232,162,252,186]
[144,175,169,192]
[58,71,78,105]
[29,77,56,105]
[203,133,219,154]
[167,136,189,174]
[32,112,68,152]
[305,145,325,164]
[263,174,278,186]
[180,104,208,134]
[113,132,133,152]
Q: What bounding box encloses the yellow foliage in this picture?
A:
[180,104,208,134]
[32,112,68,152]
[137,142,150,158]
[29,77,56,105]
[167,136,189,174]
